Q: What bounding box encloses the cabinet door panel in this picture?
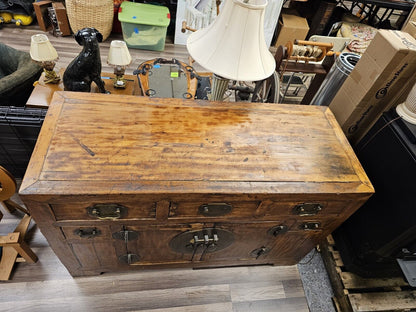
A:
[70,240,119,270]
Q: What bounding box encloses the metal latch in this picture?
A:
[119,253,140,264]
[112,229,139,241]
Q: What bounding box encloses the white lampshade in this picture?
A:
[30,34,58,62]
[396,82,416,125]
[186,0,275,81]
[107,40,132,66]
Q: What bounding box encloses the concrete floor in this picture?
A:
[298,249,336,312]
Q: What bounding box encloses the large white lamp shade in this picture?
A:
[186,0,275,82]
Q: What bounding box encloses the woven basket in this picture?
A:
[66,0,114,41]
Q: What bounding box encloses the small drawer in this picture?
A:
[50,199,157,221]
[168,199,261,219]
[256,200,349,218]
[61,225,111,240]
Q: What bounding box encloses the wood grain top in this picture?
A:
[20,91,373,195]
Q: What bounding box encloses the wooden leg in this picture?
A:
[2,199,29,215]
[0,215,37,280]
[0,233,38,263]
[1,200,16,213]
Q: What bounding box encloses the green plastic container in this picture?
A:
[118,2,170,51]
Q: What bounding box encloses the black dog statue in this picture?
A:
[63,27,109,93]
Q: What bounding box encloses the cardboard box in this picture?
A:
[33,0,53,32]
[403,21,416,39]
[274,13,309,48]
[329,30,416,145]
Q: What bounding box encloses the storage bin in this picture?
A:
[118,2,170,51]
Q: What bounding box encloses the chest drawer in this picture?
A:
[169,198,347,220]
[49,198,157,221]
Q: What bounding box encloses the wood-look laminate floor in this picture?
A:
[0,25,309,311]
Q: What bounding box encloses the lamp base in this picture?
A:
[210,74,229,101]
[113,75,127,89]
[43,68,60,84]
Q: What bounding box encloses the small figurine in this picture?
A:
[63,27,109,93]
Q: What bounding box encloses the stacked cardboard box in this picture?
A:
[402,5,416,38]
[329,30,416,145]
[274,11,309,48]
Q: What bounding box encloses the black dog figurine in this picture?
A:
[63,27,109,93]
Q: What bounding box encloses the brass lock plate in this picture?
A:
[119,253,140,264]
[112,229,139,241]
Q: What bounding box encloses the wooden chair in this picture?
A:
[0,166,38,281]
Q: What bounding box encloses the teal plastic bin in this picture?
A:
[118,2,170,51]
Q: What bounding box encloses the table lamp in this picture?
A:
[186,0,276,101]
[30,34,60,84]
[107,40,132,89]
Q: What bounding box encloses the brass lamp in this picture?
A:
[186,0,276,101]
[30,34,60,84]
[107,40,132,89]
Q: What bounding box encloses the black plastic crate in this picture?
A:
[0,106,47,178]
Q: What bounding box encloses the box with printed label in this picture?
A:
[329,30,416,145]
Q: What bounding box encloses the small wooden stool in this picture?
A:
[0,166,38,281]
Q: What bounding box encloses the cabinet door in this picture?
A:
[110,221,313,267]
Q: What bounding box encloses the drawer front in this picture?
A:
[62,225,111,241]
[256,200,350,218]
[49,195,350,222]
[169,199,261,219]
[50,199,157,221]
[169,198,348,220]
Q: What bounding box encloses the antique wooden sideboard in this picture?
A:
[19,91,374,277]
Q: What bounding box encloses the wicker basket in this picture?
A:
[66,0,114,41]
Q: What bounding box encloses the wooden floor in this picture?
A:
[0,25,309,311]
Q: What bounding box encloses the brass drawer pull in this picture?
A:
[299,222,321,230]
[268,225,288,237]
[250,246,270,259]
[293,203,322,216]
[198,203,233,217]
[74,228,101,238]
[87,203,126,220]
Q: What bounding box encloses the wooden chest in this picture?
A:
[19,91,373,277]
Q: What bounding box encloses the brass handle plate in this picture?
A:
[198,203,233,217]
[87,203,126,220]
